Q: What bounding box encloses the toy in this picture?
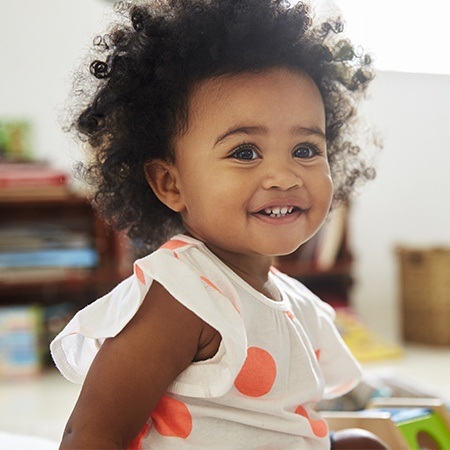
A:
[321,398,450,449]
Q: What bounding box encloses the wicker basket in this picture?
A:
[397,247,450,345]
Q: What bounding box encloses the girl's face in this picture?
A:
[166,68,333,261]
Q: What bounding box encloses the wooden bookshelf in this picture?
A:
[0,192,135,370]
[0,194,131,306]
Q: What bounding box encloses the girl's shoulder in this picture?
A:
[51,234,247,395]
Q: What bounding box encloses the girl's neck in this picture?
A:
[201,241,281,302]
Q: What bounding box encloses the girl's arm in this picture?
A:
[331,429,389,449]
[60,280,216,449]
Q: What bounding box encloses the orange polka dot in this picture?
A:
[285,310,295,320]
[134,264,146,285]
[127,423,151,450]
[160,239,188,250]
[151,395,192,439]
[295,405,328,438]
[200,276,222,294]
[234,347,277,397]
[315,349,321,361]
[201,276,240,313]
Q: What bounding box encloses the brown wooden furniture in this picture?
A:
[0,194,129,307]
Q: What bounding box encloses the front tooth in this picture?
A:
[280,207,289,215]
[272,207,281,215]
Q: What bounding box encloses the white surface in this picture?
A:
[0,432,57,450]
[0,370,80,442]
[362,345,450,401]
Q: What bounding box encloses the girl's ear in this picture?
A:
[144,160,185,212]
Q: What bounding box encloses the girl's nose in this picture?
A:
[261,160,303,191]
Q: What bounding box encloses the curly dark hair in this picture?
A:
[71,0,377,249]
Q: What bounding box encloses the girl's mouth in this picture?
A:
[259,206,298,218]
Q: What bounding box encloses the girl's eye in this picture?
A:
[231,146,259,161]
[293,145,320,159]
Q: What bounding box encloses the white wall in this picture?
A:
[0,0,110,170]
[351,71,450,342]
[1,2,449,342]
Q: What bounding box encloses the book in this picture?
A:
[0,185,71,201]
[0,223,91,252]
[0,267,92,284]
[335,307,403,363]
[0,248,99,268]
[314,204,347,271]
[0,163,68,187]
[0,305,42,378]
[41,302,78,366]
[0,162,71,200]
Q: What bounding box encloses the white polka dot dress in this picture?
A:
[51,235,361,449]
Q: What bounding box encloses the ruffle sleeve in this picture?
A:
[50,238,248,398]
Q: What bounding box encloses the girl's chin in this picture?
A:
[260,242,305,258]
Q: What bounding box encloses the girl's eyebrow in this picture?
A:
[214,125,267,146]
[291,125,326,141]
[214,125,326,146]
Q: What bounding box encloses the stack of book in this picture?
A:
[0,305,42,378]
[0,162,71,200]
[0,222,99,284]
[0,302,82,376]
